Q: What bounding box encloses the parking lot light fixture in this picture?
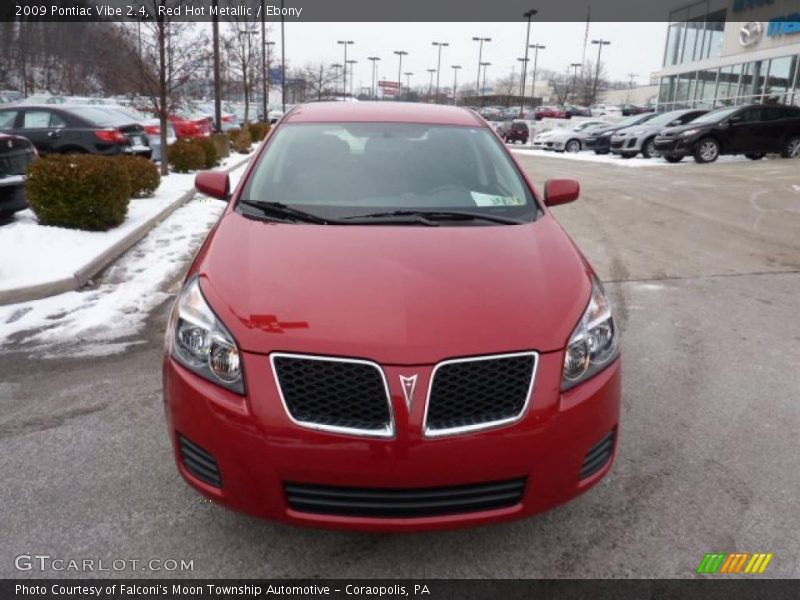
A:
[517,57,529,114]
[591,39,611,104]
[394,50,408,100]
[338,40,354,99]
[347,59,358,98]
[432,42,449,104]
[404,71,413,94]
[427,68,437,102]
[451,65,461,105]
[367,56,381,99]
[519,9,538,117]
[529,44,545,108]
[570,62,582,104]
[472,37,491,100]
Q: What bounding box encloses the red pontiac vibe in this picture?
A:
[163,102,621,531]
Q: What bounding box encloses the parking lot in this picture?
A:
[1,153,799,578]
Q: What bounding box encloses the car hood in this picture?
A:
[197,212,591,363]
[659,122,711,136]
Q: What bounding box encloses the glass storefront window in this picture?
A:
[664,23,683,67]
[695,69,719,107]
[674,72,696,106]
[703,12,725,60]
[763,56,798,105]
[659,76,676,104]
[715,64,740,106]
[684,20,704,63]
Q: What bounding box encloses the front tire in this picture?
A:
[641,137,658,159]
[565,139,581,153]
[781,136,800,158]
[694,137,720,163]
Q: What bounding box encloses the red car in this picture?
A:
[163,102,621,531]
[169,111,213,139]
[535,106,568,120]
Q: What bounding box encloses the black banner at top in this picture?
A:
[5,0,800,22]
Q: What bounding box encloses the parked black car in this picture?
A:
[583,112,659,154]
[620,103,652,116]
[563,104,592,118]
[0,133,37,220]
[0,105,150,158]
[654,104,800,163]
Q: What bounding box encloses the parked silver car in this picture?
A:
[610,109,708,158]
[532,120,609,152]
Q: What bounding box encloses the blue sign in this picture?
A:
[268,67,284,84]
[733,0,774,13]
[768,14,800,37]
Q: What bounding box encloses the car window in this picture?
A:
[738,108,762,123]
[23,111,53,128]
[241,123,536,220]
[0,110,17,128]
[762,107,786,121]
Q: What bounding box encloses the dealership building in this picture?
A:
[654,0,800,111]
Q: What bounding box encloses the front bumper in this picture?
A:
[654,136,691,156]
[163,352,621,531]
[584,136,612,152]
[610,136,639,154]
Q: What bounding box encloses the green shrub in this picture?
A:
[26,155,132,231]
[116,155,161,197]
[190,137,220,169]
[229,127,252,154]
[167,139,206,173]
[209,132,230,159]
[248,121,270,142]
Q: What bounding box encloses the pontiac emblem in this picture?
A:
[399,375,418,409]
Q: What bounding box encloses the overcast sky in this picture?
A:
[274,22,668,90]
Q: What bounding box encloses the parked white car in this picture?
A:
[533,120,609,152]
[590,104,622,117]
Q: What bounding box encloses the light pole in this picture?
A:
[427,68,437,102]
[367,56,380,99]
[404,71,413,97]
[570,62,582,104]
[627,73,638,88]
[280,0,286,112]
[211,0,221,133]
[263,40,275,119]
[519,9,538,117]
[432,41,449,104]
[591,39,611,104]
[451,65,461,105]
[338,40,354,100]
[472,37,491,100]
[529,44,545,107]
[394,50,408,100]
[480,62,491,97]
[331,62,342,96]
[517,57,529,109]
[347,59,357,98]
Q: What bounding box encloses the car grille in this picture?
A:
[284,477,527,518]
[271,353,393,437]
[610,141,624,149]
[424,352,537,436]
[178,435,222,488]
[580,429,616,480]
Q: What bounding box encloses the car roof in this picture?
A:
[283,101,484,126]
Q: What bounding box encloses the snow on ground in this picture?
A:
[0,161,251,357]
[510,147,757,168]
[0,151,249,293]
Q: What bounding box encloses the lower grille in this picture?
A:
[424,352,537,436]
[271,353,393,437]
[178,435,222,488]
[580,430,616,480]
[284,477,526,518]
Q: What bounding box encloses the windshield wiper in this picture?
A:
[238,200,331,224]
[342,210,524,225]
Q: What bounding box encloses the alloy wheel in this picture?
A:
[566,140,581,153]
[699,140,718,162]
[787,138,800,158]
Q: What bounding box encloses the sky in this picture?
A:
[273,22,668,92]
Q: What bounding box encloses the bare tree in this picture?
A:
[223,23,259,123]
[298,62,340,102]
[494,74,517,107]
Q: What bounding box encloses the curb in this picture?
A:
[0,153,253,307]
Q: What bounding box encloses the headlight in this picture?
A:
[167,276,244,394]
[601,131,614,137]
[681,128,700,137]
[630,129,645,136]
[562,276,619,390]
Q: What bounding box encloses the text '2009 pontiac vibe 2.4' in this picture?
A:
[163,102,621,531]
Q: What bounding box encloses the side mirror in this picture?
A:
[544,178,580,207]
[195,170,230,201]
[728,114,743,125]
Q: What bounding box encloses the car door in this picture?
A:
[759,106,790,152]
[18,109,64,154]
[0,109,20,134]
[724,107,764,154]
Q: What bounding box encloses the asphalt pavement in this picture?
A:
[1,153,799,578]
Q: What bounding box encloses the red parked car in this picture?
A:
[163,102,621,531]
[169,111,213,139]
[535,106,568,120]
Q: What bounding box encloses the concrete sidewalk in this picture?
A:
[0,154,252,306]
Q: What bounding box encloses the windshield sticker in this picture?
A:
[471,192,524,206]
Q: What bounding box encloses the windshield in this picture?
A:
[75,107,136,126]
[240,123,537,222]
[645,111,691,126]
[616,113,655,127]
[689,107,740,125]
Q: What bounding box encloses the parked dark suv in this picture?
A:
[654,104,800,163]
[0,133,36,220]
[0,105,150,158]
[503,120,530,144]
